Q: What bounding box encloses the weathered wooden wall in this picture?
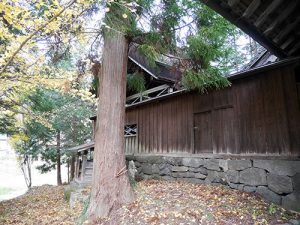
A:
[125,63,300,156]
[125,93,194,154]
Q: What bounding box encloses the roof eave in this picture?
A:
[200,0,287,59]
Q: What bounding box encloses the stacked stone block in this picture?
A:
[126,155,300,212]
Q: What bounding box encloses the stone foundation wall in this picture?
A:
[126,155,300,212]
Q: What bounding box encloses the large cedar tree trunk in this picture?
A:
[87,31,134,220]
[56,130,62,185]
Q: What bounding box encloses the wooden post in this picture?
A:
[92,121,95,139]
[81,153,87,181]
[75,153,81,179]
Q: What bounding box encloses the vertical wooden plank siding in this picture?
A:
[193,112,213,153]
[232,68,292,155]
[145,104,150,153]
[125,63,300,156]
[125,95,195,154]
[157,102,163,153]
[187,94,194,153]
[162,100,169,153]
[213,107,236,153]
[137,107,142,153]
[169,99,175,153]
[282,66,300,155]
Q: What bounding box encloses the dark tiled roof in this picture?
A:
[128,46,182,82]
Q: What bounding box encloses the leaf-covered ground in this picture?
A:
[0,185,83,225]
[90,180,300,225]
[0,181,299,225]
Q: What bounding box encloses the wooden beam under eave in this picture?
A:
[254,0,284,28]
[263,0,298,36]
[242,0,261,19]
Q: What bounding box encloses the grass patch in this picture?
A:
[64,187,74,203]
[77,194,90,225]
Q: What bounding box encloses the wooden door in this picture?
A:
[193,112,213,153]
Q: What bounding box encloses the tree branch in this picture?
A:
[0,0,76,75]
[171,18,196,32]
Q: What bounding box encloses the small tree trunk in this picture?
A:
[57,130,62,185]
[253,39,258,56]
[87,31,134,220]
[70,154,75,181]
[233,33,239,72]
[27,157,32,188]
[249,36,253,59]
[67,159,70,183]
[21,155,32,188]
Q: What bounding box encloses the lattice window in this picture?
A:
[124,124,137,137]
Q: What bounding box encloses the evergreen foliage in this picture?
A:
[101,0,243,91]
[137,44,158,68]
[182,68,231,93]
[0,0,256,99]
[9,87,95,174]
[127,72,146,93]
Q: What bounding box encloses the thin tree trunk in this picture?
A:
[233,33,239,72]
[249,36,253,59]
[21,155,32,188]
[27,157,32,188]
[67,159,70,183]
[87,31,134,220]
[70,154,75,181]
[253,39,258,56]
[57,130,62,185]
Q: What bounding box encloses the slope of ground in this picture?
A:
[0,180,299,225]
[91,180,300,225]
[0,185,83,225]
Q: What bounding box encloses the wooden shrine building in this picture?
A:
[68,0,300,211]
[123,58,300,156]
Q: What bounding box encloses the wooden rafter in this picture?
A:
[201,0,287,58]
[242,0,261,19]
[254,0,284,28]
[227,0,240,7]
[281,37,295,50]
[274,17,300,43]
[263,0,298,36]
[288,42,300,56]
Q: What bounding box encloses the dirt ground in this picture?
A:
[0,180,299,225]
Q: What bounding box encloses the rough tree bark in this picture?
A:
[56,130,62,185]
[87,31,134,220]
